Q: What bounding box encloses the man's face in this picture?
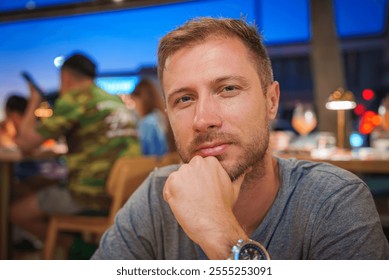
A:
[163,37,279,180]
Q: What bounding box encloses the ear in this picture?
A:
[267,81,280,121]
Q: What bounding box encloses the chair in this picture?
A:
[157,151,182,167]
[42,156,158,259]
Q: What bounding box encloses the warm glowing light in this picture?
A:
[372,115,382,126]
[364,110,376,121]
[359,111,381,134]
[362,89,375,101]
[326,88,357,148]
[360,122,374,134]
[354,104,366,115]
[34,101,53,118]
[35,108,53,118]
[43,139,56,147]
[326,88,356,110]
[326,100,356,110]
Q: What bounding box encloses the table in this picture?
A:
[274,150,389,175]
[0,147,65,259]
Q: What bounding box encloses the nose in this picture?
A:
[192,95,222,133]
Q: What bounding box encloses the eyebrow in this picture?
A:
[211,75,250,88]
[166,75,250,103]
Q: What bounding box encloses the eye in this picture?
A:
[175,95,193,104]
[219,84,240,97]
[223,85,237,92]
[171,94,195,109]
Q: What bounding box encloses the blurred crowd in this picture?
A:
[0,52,175,257]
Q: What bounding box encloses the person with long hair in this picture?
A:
[131,78,174,156]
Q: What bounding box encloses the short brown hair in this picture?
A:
[157,17,273,92]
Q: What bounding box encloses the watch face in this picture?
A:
[239,243,269,260]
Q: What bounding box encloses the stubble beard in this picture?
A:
[175,121,270,182]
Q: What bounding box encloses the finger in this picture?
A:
[163,171,178,203]
[163,184,172,202]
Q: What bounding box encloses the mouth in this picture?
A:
[193,142,230,157]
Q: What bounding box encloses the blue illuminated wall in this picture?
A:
[0,0,256,114]
[0,0,388,119]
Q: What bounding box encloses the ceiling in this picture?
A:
[0,0,190,22]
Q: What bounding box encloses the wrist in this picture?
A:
[197,218,248,260]
[228,239,271,260]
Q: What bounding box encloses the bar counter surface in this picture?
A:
[275,149,389,175]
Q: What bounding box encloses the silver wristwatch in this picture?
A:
[229,239,270,260]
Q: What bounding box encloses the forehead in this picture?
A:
[163,37,258,91]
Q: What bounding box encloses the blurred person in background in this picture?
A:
[2,95,41,181]
[2,94,67,250]
[11,52,140,243]
[0,94,26,149]
[131,78,175,156]
[1,94,64,184]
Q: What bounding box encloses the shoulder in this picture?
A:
[277,156,363,185]
[130,164,181,201]
[115,163,181,234]
[154,164,181,177]
[53,88,91,111]
[145,164,180,189]
[120,163,181,232]
[275,156,370,202]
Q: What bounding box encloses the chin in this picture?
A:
[214,155,241,179]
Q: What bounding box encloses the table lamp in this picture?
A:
[325,88,356,149]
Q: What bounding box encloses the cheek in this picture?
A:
[242,109,268,138]
[228,101,264,127]
[168,114,190,143]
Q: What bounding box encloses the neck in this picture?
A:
[233,154,279,236]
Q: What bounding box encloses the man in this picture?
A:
[2,94,54,183]
[12,53,139,241]
[92,18,389,259]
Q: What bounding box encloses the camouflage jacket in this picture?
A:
[37,84,140,210]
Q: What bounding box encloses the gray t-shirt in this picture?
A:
[92,157,389,259]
